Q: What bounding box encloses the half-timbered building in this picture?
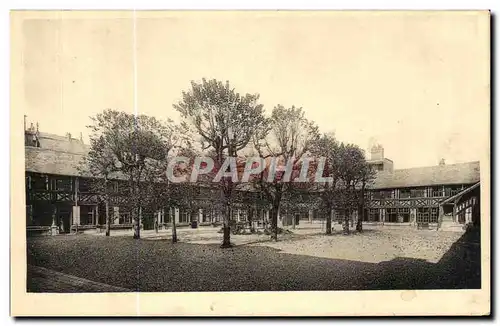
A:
[24,124,481,235]
[363,145,481,230]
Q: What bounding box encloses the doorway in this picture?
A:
[58,205,72,234]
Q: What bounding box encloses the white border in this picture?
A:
[3,1,497,324]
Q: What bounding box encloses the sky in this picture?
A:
[18,11,490,169]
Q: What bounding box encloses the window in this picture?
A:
[240,210,248,222]
[398,208,410,223]
[369,209,379,222]
[213,210,221,222]
[26,205,33,226]
[386,208,398,222]
[373,191,392,199]
[180,210,190,223]
[430,207,438,223]
[334,209,345,222]
[55,178,72,191]
[417,207,440,223]
[431,187,444,197]
[400,190,411,199]
[80,206,95,225]
[411,189,425,198]
[79,179,91,192]
[32,176,47,190]
[119,212,131,224]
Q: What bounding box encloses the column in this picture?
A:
[139,207,143,228]
[308,209,313,223]
[174,207,180,223]
[278,208,283,228]
[72,206,80,226]
[95,205,99,226]
[380,208,386,224]
[352,210,358,227]
[50,205,59,236]
[199,208,203,223]
[452,203,457,223]
[410,208,417,225]
[113,206,120,224]
[73,176,80,227]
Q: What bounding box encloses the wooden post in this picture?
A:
[452,202,457,223]
[72,177,80,229]
[50,205,58,235]
[113,206,120,224]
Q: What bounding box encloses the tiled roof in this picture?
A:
[25,132,481,190]
[37,132,89,154]
[25,146,89,177]
[370,161,480,189]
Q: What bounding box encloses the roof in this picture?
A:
[367,158,393,164]
[26,132,481,190]
[25,146,89,177]
[440,182,480,205]
[37,132,89,155]
[370,161,480,189]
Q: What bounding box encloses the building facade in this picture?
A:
[362,146,480,230]
[24,125,481,235]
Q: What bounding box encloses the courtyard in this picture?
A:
[26,225,481,292]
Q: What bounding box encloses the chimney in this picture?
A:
[80,132,84,143]
[370,144,384,160]
[439,158,446,166]
[66,132,72,140]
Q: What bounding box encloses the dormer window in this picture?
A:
[27,133,40,147]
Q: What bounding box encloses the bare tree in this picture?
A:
[253,105,319,241]
[80,132,121,236]
[309,132,342,235]
[174,78,267,248]
[335,143,375,234]
[86,109,184,239]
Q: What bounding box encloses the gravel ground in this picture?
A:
[251,228,464,263]
[26,228,480,292]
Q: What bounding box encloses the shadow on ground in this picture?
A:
[26,227,481,292]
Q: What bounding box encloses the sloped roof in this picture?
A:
[26,132,481,190]
[37,132,89,154]
[25,146,89,177]
[370,161,480,189]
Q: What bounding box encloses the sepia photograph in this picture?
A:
[10,10,490,316]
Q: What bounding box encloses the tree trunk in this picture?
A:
[249,209,255,233]
[221,203,231,248]
[172,209,177,243]
[343,210,350,234]
[325,206,332,235]
[356,206,363,232]
[105,199,111,236]
[270,204,279,241]
[133,207,141,239]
